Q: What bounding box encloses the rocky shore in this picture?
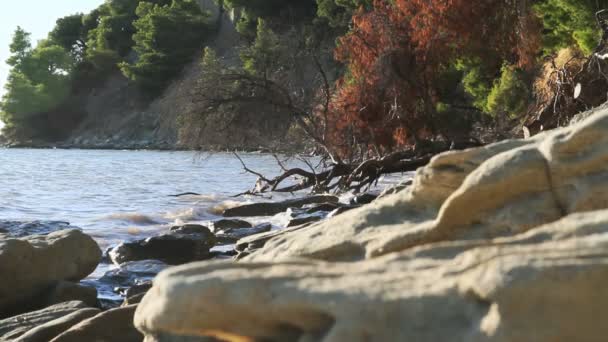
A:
[2,105,608,341]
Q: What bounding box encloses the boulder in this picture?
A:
[109,229,216,265]
[0,301,89,341]
[211,219,252,230]
[0,230,102,316]
[169,224,211,235]
[134,210,608,341]
[51,305,142,342]
[15,308,101,342]
[349,193,378,205]
[222,195,339,217]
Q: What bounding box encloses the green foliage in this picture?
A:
[485,65,531,118]
[120,0,210,94]
[48,14,87,58]
[456,58,494,110]
[240,19,282,79]
[535,0,608,54]
[1,28,73,140]
[316,0,371,28]
[221,0,316,37]
[6,27,32,70]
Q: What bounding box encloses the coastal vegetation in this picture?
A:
[1,0,608,157]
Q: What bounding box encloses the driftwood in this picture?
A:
[233,140,482,195]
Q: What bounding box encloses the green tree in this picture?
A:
[535,0,608,54]
[316,0,370,28]
[6,27,32,71]
[120,0,210,94]
[48,14,88,58]
[240,19,282,79]
[1,28,73,140]
[485,65,531,118]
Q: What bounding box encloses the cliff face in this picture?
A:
[65,1,240,150]
[63,1,330,152]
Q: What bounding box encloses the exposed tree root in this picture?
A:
[233,140,482,195]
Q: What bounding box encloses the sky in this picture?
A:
[0,0,105,97]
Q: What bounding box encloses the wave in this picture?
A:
[207,200,247,216]
[101,213,162,225]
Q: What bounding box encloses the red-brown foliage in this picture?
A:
[324,0,541,156]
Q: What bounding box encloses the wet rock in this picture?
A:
[51,304,142,342]
[215,223,272,241]
[0,230,102,317]
[15,308,101,342]
[0,301,89,341]
[109,229,216,265]
[121,281,153,306]
[222,195,339,217]
[286,215,323,227]
[349,193,378,205]
[90,260,168,308]
[0,221,75,237]
[327,205,359,218]
[304,202,341,214]
[211,219,252,230]
[169,224,211,235]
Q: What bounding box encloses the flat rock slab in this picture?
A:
[0,301,89,341]
[51,304,142,342]
[222,195,339,217]
[15,307,101,342]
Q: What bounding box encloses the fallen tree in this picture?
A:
[233,139,482,195]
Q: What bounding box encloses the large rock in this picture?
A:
[0,230,102,316]
[135,210,608,341]
[109,228,216,265]
[0,301,90,341]
[222,195,339,217]
[134,108,608,341]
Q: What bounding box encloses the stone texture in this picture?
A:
[51,305,142,342]
[135,210,608,341]
[45,281,98,308]
[0,230,102,316]
[0,301,89,341]
[134,108,608,341]
[15,308,101,342]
